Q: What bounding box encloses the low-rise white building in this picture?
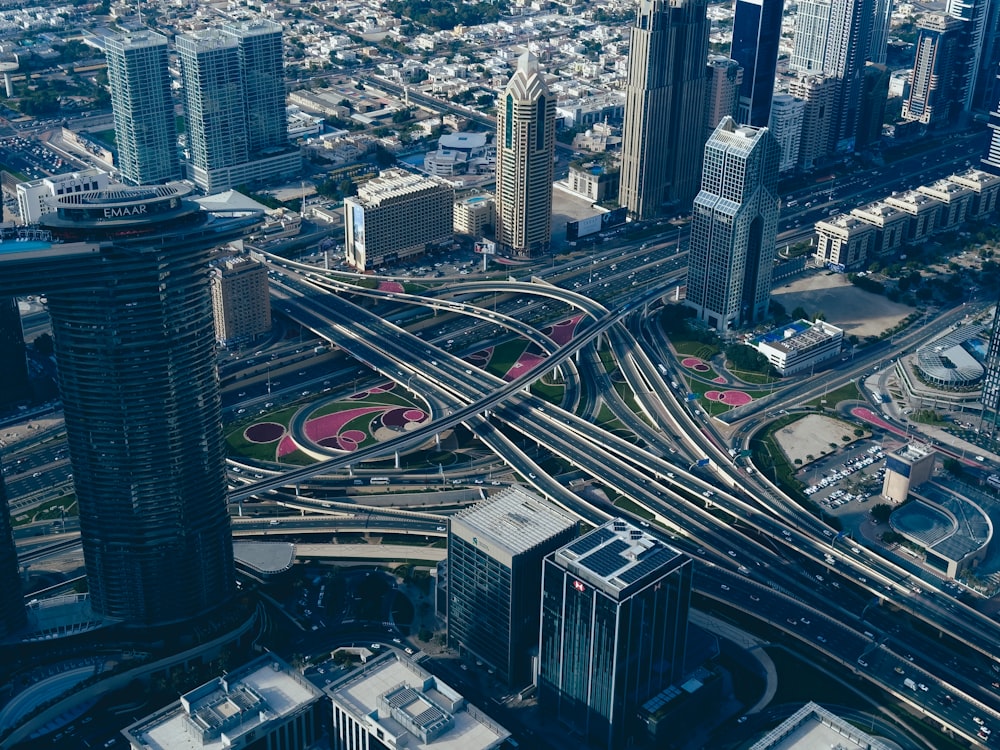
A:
[122,654,325,750]
[327,651,510,750]
[754,319,844,376]
[16,168,112,224]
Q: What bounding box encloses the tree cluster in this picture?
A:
[386,0,506,31]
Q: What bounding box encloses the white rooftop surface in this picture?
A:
[452,486,578,558]
[329,656,508,750]
[750,703,894,750]
[130,660,321,750]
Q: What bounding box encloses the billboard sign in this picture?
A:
[474,239,496,254]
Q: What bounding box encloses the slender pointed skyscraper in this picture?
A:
[619,0,710,219]
[494,52,555,258]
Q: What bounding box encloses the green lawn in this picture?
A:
[672,339,721,360]
[806,381,861,408]
[485,338,532,377]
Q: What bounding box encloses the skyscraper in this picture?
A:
[947,0,1000,111]
[825,0,875,151]
[902,15,966,127]
[686,117,780,332]
[494,51,555,258]
[447,487,577,687]
[789,0,832,74]
[619,0,710,219]
[768,93,805,172]
[705,57,743,139]
[788,73,838,169]
[105,30,181,185]
[731,0,785,127]
[0,186,259,628]
[0,462,25,639]
[869,0,894,64]
[0,297,30,411]
[538,518,692,750]
[980,290,1000,440]
[856,62,891,149]
[982,89,1000,174]
[178,19,300,194]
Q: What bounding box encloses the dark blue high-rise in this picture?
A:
[730,0,785,127]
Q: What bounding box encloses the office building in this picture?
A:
[825,0,875,151]
[619,0,710,218]
[882,443,937,503]
[328,651,510,750]
[105,30,180,185]
[424,132,495,176]
[951,167,1000,217]
[731,0,784,127]
[768,94,804,172]
[789,0,832,74]
[0,462,25,639]
[885,190,943,242]
[16,169,112,224]
[870,0,894,64]
[123,654,325,750]
[983,91,1000,175]
[814,214,877,270]
[902,15,967,127]
[754,319,844,375]
[917,178,974,230]
[981,291,1000,440]
[539,518,692,750]
[178,19,301,194]
[448,487,577,687]
[344,168,455,270]
[856,62,891,150]
[788,73,838,169]
[0,186,260,628]
[0,296,30,410]
[494,51,555,258]
[947,0,1000,111]
[849,200,909,256]
[686,117,780,333]
[453,194,495,236]
[210,255,271,348]
[705,57,743,139]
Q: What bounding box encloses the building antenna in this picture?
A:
[137,0,143,27]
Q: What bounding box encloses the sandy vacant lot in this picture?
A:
[771,271,912,339]
[773,413,860,466]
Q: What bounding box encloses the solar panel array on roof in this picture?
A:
[579,539,630,577]
[617,548,677,585]
[567,526,615,556]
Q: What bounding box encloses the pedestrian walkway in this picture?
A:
[293,543,446,562]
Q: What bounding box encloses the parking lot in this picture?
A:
[801,442,887,514]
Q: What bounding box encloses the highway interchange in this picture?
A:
[6,129,1000,746]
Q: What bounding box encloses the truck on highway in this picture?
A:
[903,678,917,691]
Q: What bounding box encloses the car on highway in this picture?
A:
[720,584,730,591]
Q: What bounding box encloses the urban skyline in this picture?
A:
[3,1,1000,748]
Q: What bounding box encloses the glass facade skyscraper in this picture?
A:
[105,31,181,186]
[448,487,577,687]
[0,185,259,628]
[731,0,785,127]
[538,519,692,750]
[0,460,25,639]
[0,296,30,410]
[178,18,298,194]
[686,117,780,333]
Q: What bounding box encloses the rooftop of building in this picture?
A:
[754,319,842,354]
[951,167,1000,189]
[553,517,685,595]
[232,541,296,575]
[917,179,973,200]
[438,132,489,150]
[123,655,324,750]
[889,442,935,463]
[749,702,894,749]
[451,486,577,558]
[353,168,452,205]
[885,190,942,210]
[325,652,509,750]
[851,200,909,220]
